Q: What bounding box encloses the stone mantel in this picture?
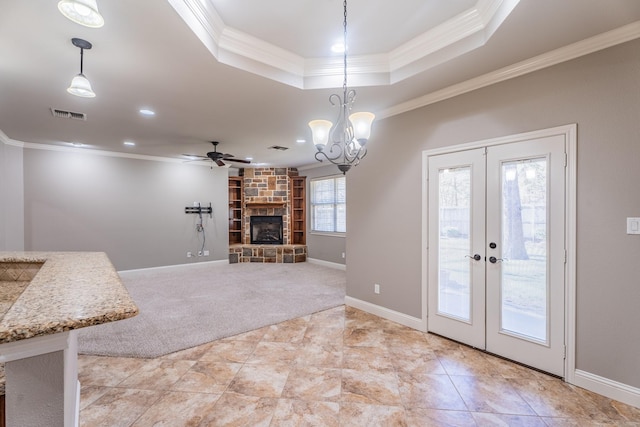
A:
[245,202,286,209]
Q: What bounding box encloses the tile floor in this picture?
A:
[78,306,640,426]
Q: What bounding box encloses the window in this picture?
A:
[311,175,346,233]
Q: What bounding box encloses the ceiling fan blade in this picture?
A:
[215,159,226,167]
[226,158,251,164]
[182,154,210,163]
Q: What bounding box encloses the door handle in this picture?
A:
[488,256,504,263]
[466,254,482,261]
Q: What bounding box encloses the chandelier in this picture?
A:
[308,0,375,174]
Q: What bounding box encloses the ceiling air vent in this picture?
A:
[50,108,87,121]
[268,145,289,151]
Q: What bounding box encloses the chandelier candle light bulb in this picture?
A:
[308,0,375,174]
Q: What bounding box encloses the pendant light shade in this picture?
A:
[349,112,375,144]
[68,38,96,98]
[308,120,333,151]
[67,73,96,98]
[58,0,104,28]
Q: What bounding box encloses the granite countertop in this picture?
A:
[0,251,138,344]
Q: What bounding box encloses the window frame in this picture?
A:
[310,174,346,235]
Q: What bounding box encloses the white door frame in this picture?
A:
[421,124,577,382]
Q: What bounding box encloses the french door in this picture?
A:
[427,135,566,376]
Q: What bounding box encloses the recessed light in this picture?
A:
[331,43,345,53]
[124,141,135,146]
[296,139,306,144]
[70,142,85,147]
[139,109,155,116]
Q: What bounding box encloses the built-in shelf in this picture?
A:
[228,176,243,245]
[290,176,306,245]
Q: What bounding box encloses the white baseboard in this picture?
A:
[344,296,427,332]
[572,369,640,409]
[118,259,228,274]
[307,258,346,271]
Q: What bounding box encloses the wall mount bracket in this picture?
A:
[185,202,212,218]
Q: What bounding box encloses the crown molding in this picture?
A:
[168,0,223,57]
[0,135,211,165]
[167,0,519,89]
[219,27,305,77]
[378,20,640,120]
[0,131,24,148]
[0,129,10,145]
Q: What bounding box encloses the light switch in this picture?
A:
[627,217,640,235]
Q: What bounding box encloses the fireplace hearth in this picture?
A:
[250,216,283,245]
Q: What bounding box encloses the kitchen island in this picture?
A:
[0,252,138,427]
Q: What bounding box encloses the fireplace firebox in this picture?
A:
[250,216,284,245]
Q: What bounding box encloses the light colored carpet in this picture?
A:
[77,261,346,358]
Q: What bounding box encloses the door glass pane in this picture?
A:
[500,158,548,342]
[438,167,471,321]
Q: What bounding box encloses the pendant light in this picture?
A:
[67,38,96,98]
[58,0,104,28]
[308,0,375,174]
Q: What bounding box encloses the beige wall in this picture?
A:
[347,39,640,388]
[304,164,346,265]
[22,148,229,270]
[0,141,24,251]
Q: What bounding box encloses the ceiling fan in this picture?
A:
[183,141,251,167]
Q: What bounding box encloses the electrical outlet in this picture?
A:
[342,252,346,259]
[374,283,380,294]
[203,250,210,256]
[187,251,193,258]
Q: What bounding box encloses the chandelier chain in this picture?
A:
[343,0,348,93]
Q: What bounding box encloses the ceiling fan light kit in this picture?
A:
[67,38,96,98]
[309,0,375,174]
[58,0,105,28]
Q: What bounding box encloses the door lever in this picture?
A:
[466,254,482,261]
[489,256,505,263]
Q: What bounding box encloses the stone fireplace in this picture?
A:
[229,167,307,263]
[242,167,290,244]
